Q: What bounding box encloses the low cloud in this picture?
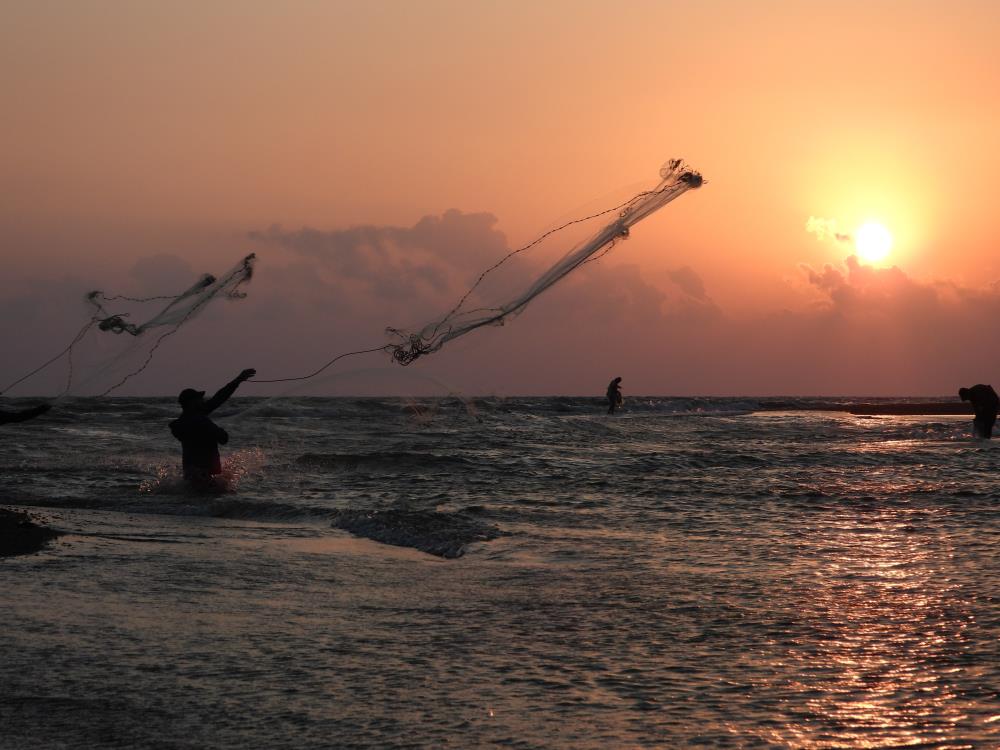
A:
[249,210,515,304]
[806,216,851,244]
[802,255,972,319]
[668,265,708,300]
[5,209,1000,396]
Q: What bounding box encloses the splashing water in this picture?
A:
[139,447,267,495]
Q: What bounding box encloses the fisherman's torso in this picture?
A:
[169,412,226,476]
[968,384,1000,416]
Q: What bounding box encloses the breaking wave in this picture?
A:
[330,506,502,558]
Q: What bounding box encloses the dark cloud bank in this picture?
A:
[2,210,1000,396]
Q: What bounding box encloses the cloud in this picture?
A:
[803,255,950,317]
[668,265,708,300]
[6,206,1000,396]
[240,215,730,392]
[806,216,851,243]
[249,210,514,304]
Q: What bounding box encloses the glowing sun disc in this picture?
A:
[855,221,892,263]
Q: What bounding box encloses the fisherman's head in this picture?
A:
[178,388,206,411]
[614,377,622,384]
[959,387,971,401]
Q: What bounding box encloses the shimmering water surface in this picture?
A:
[2,397,999,748]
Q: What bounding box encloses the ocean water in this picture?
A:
[2,396,1000,749]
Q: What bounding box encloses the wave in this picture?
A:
[17,396,969,425]
[296,451,472,472]
[330,506,501,558]
[3,494,503,556]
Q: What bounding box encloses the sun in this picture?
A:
[855,221,893,264]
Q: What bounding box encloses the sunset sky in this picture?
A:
[2,0,999,396]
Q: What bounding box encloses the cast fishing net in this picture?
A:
[1,254,256,398]
[254,160,703,384]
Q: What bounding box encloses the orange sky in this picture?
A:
[2,1,999,395]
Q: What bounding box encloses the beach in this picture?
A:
[2,396,1000,748]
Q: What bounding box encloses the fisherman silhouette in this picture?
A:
[606,377,623,415]
[170,369,255,482]
[959,384,999,439]
[0,403,50,426]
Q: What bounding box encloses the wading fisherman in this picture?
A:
[170,369,255,482]
[959,384,1000,439]
[606,377,623,415]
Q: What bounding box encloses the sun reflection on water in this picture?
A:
[756,507,987,748]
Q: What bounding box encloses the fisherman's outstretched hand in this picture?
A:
[237,368,257,382]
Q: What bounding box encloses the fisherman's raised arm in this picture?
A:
[203,369,256,414]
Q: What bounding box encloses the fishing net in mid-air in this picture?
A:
[1,254,256,398]
[385,159,703,365]
[253,160,703,385]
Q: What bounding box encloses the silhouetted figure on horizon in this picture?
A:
[0,403,50,426]
[170,369,255,483]
[959,384,999,439]
[607,377,623,415]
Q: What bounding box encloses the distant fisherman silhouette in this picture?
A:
[607,377,623,415]
[170,369,255,481]
[959,384,999,439]
[0,403,50,426]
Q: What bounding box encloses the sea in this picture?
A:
[2,396,999,749]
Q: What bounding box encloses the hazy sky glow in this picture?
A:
[3,0,999,396]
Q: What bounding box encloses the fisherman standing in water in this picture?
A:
[170,369,255,484]
[959,384,1000,439]
[606,377,623,415]
[0,402,50,426]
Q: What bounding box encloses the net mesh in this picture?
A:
[386,160,702,365]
